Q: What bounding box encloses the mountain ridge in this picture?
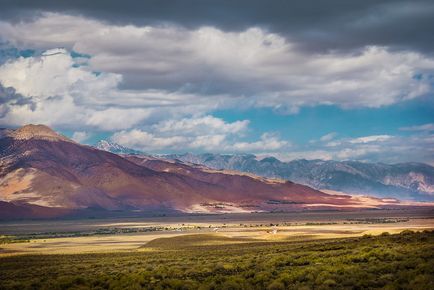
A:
[1,125,398,219]
[93,140,434,201]
[1,124,71,142]
[165,153,434,201]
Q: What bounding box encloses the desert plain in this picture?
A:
[1,208,433,256]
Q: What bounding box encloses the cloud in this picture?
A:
[320,132,337,142]
[400,123,434,132]
[325,135,392,147]
[269,133,434,165]
[0,13,433,117]
[0,10,432,164]
[112,129,188,151]
[337,134,434,163]
[0,48,120,101]
[1,1,434,54]
[71,131,90,143]
[0,47,223,130]
[231,133,288,152]
[258,150,335,162]
[348,135,392,144]
[111,116,287,153]
[0,84,35,118]
[155,115,249,136]
[111,116,245,152]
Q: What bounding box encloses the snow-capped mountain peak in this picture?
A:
[95,140,142,155]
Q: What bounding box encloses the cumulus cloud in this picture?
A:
[1,13,434,116]
[0,12,432,163]
[231,133,288,152]
[111,116,287,153]
[112,129,188,151]
[71,131,90,143]
[0,47,222,130]
[155,116,249,136]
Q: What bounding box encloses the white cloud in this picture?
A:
[111,116,243,152]
[111,117,287,153]
[0,47,219,130]
[400,123,434,132]
[231,133,288,152]
[112,129,188,151]
[320,132,337,142]
[348,135,393,144]
[335,146,383,160]
[85,108,152,131]
[260,150,335,162]
[271,133,434,164]
[0,13,432,163]
[111,129,227,152]
[325,135,396,160]
[155,115,249,136]
[190,134,227,150]
[0,48,122,105]
[326,135,392,147]
[1,12,434,116]
[71,131,90,143]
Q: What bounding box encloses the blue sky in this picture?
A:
[214,98,434,143]
[0,2,433,164]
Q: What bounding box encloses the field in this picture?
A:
[1,209,434,289]
[1,231,434,289]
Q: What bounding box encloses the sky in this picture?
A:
[0,0,433,164]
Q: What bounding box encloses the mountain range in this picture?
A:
[0,124,407,220]
[165,153,434,201]
[94,140,434,201]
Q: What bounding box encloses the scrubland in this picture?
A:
[1,210,433,289]
[1,230,433,289]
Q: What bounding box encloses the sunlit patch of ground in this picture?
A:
[321,189,434,207]
[0,168,37,202]
[0,232,184,256]
[184,203,252,214]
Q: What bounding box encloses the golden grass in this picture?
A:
[142,233,255,249]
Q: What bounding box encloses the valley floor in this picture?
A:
[0,209,433,256]
[1,209,434,289]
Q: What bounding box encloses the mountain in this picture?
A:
[165,153,434,201]
[0,124,397,219]
[95,140,142,155]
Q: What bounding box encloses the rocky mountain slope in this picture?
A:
[0,125,394,219]
[165,153,434,201]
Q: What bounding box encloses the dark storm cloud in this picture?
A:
[0,84,35,113]
[0,85,22,104]
[0,0,433,53]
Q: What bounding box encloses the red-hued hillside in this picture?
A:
[125,155,349,206]
[0,125,401,219]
